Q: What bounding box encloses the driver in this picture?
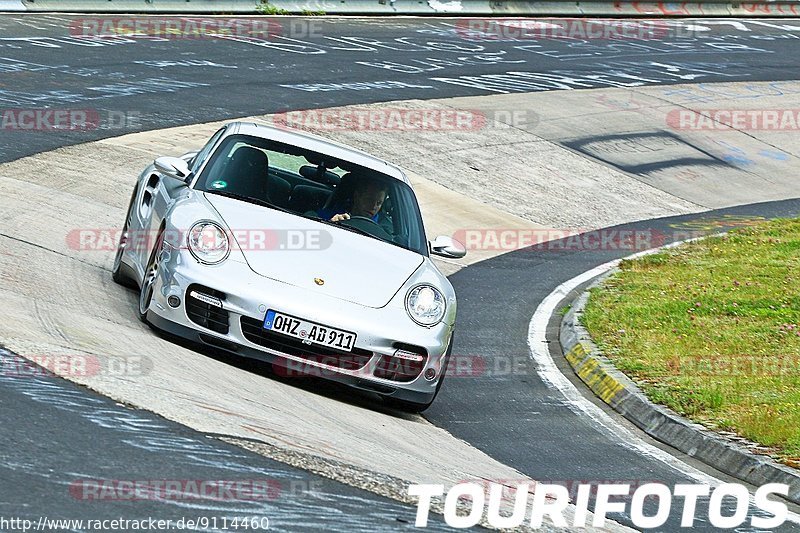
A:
[320,178,388,223]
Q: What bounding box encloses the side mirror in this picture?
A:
[154,156,192,183]
[430,235,466,259]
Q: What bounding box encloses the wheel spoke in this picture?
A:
[113,229,128,270]
[139,260,157,315]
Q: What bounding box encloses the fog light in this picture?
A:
[167,295,181,308]
[424,368,436,381]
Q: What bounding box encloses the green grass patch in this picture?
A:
[583,218,800,467]
[257,1,290,15]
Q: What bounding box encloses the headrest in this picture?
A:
[229,146,268,171]
[299,165,341,186]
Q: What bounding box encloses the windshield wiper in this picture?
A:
[338,224,377,239]
[204,189,291,213]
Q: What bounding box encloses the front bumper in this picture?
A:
[142,245,453,403]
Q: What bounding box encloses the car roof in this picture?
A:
[229,121,410,185]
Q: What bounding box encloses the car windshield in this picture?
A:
[194,133,429,256]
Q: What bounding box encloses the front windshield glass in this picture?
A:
[194,133,428,256]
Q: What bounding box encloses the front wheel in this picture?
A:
[385,333,453,413]
[112,188,138,288]
[138,230,163,323]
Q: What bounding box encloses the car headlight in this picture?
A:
[405,285,446,326]
[187,221,229,264]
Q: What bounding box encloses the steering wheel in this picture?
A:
[340,215,393,241]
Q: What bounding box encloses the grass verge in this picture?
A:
[582,218,800,467]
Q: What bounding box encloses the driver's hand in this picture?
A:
[330,213,350,222]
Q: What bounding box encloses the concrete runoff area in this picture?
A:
[434,82,800,210]
[2,81,800,526]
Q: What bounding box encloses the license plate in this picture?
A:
[263,310,356,352]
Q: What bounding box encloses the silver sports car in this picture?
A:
[112,122,465,411]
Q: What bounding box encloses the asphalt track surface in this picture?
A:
[2,14,800,531]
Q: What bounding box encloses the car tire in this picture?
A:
[112,188,138,288]
[137,229,164,324]
[385,333,453,413]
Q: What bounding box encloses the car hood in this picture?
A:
[205,193,424,308]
